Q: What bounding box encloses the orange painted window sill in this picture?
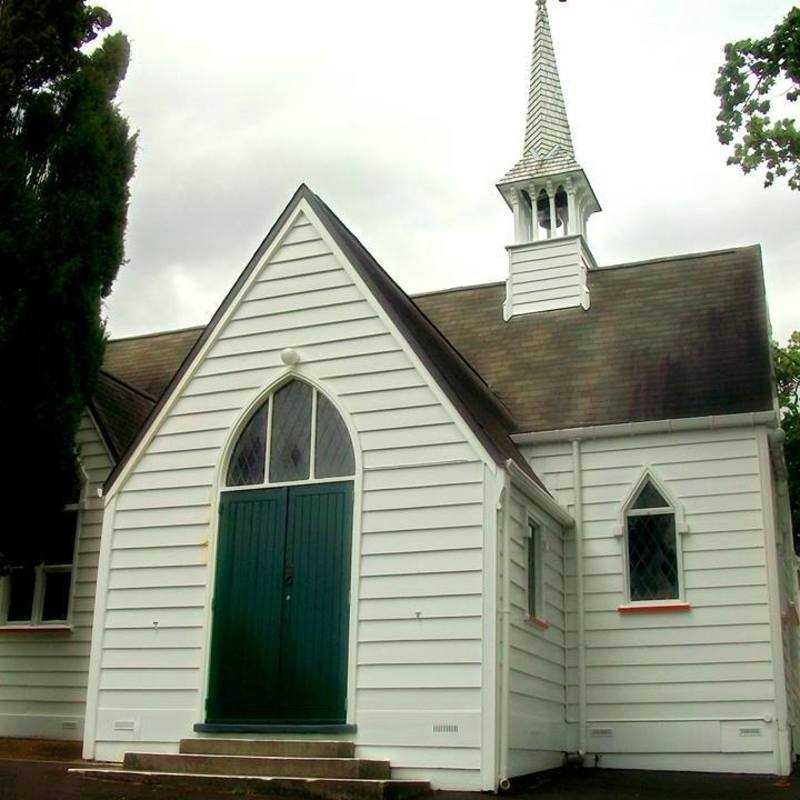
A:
[525,615,550,630]
[617,602,691,615]
[0,625,72,634]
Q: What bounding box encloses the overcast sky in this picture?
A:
[99,0,798,343]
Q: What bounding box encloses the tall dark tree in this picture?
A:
[773,332,800,554]
[0,2,136,572]
[715,7,800,189]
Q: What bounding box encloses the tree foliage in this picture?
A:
[773,332,800,554]
[715,8,800,190]
[0,2,136,573]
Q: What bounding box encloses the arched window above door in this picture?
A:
[225,380,355,488]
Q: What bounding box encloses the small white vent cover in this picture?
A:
[432,722,459,734]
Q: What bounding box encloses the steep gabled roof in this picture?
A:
[100,243,775,449]
[89,371,155,462]
[101,185,538,494]
[103,326,206,399]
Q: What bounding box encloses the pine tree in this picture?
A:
[0,2,136,571]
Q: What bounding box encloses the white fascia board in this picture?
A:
[512,410,780,445]
[300,199,499,476]
[102,201,309,501]
[505,458,573,527]
[104,195,500,501]
[84,406,116,467]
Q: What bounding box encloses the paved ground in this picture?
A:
[498,767,798,799]
[0,756,797,800]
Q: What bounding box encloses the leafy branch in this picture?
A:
[715,8,800,189]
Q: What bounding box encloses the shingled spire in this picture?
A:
[522,0,577,171]
[497,0,601,320]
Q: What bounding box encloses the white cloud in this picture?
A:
[101,0,800,343]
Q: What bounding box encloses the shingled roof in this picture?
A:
[89,371,157,461]
[93,242,774,464]
[415,246,774,432]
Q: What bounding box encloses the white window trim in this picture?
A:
[525,514,547,625]
[0,498,81,630]
[618,468,687,607]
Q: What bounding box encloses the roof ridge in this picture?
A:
[412,280,504,299]
[309,191,515,425]
[98,369,158,403]
[601,244,760,272]
[107,325,205,344]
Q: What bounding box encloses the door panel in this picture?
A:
[281,482,353,723]
[206,482,353,725]
[206,487,287,724]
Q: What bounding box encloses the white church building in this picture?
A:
[1,0,798,793]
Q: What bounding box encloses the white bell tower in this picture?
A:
[498,0,600,319]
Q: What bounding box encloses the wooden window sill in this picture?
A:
[0,624,72,633]
[617,602,691,614]
[524,615,550,630]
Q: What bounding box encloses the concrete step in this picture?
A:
[71,768,432,800]
[124,751,390,779]
[180,737,356,758]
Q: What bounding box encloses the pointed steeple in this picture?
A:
[502,0,581,182]
[497,0,600,320]
[522,0,577,170]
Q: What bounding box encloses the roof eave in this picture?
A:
[496,166,601,213]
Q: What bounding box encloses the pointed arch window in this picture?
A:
[623,476,683,602]
[225,379,355,488]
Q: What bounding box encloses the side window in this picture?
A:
[625,478,681,602]
[527,519,543,618]
[2,504,79,626]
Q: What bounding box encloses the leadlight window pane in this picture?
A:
[527,522,538,617]
[45,511,77,565]
[41,571,71,621]
[269,380,312,483]
[627,513,679,601]
[315,393,355,479]
[6,568,35,622]
[631,481,669,509]
[226,402,268,486]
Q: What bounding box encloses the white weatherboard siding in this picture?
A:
[522,426,783,773]
[502,486,567,776]
[504,235,591,319]
[87,209,492,791]
[0,412,112,740]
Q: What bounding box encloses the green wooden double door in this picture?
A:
[206,482,353,725]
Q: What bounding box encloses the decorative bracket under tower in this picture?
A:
[498,0,600,320]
